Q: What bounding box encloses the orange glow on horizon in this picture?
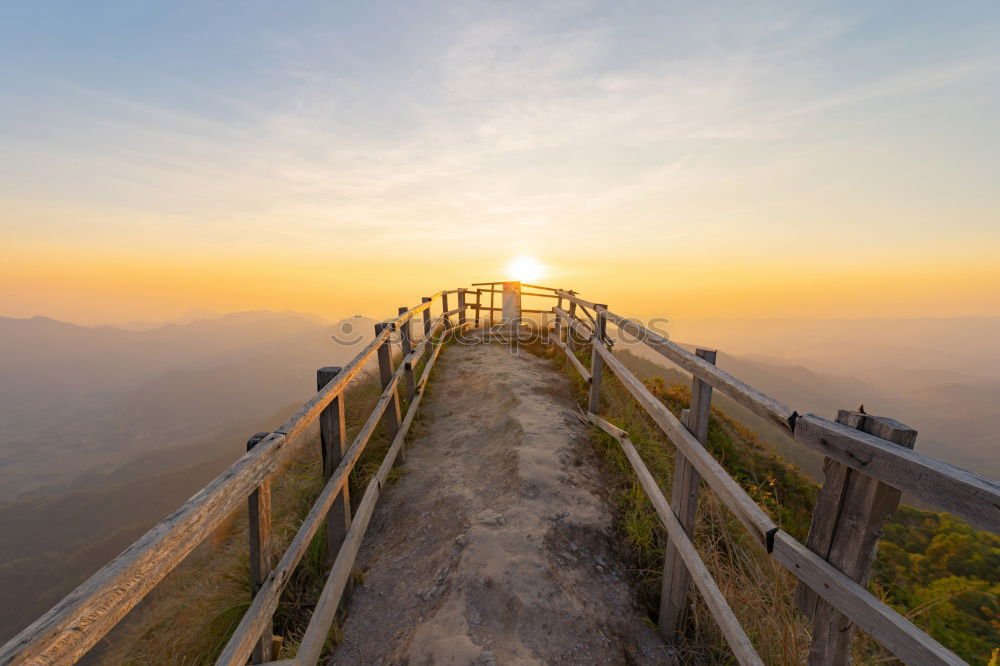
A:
[2,240,998,327]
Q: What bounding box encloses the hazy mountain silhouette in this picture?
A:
[624,331,1000,484]
[0,310,381,643]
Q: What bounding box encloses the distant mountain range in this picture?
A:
[2,311,997,646]
[0,310,382,643]
[623,335,1000,486]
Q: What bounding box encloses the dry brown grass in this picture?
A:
[527,339,817,664]
[99,368,392,665]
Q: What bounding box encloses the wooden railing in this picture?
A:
[0,289,472,666]
[2,281,998,665]
[549,287,999,666]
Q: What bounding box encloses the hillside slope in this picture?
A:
[546,345,999,664]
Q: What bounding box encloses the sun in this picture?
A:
[505,255,544,283]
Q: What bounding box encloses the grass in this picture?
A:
[527,339,817,664]
[102,331,990,664]
[101,340,435,664]
[535,339,1000,664]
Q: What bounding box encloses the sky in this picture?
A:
[1,0,999,325]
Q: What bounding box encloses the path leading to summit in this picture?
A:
[330,342,670,665]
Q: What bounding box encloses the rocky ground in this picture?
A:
[329,343,672,665]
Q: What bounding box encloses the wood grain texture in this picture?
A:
[593,341,777,547]
[588,414,763,666]
[794,414,1000,534]
[551,306,594,346]
[421,297,433,341]
[802,411,917,666]
[660,348,716,639]
[585,305,797,433]
[554,289,600,311]
[552,336,590,383]
[457,289,467,327]
[215,372,403,666]
[0,424,302,665]
[772,532,964,666]
[374,322,402,441]
[397,307,416,401]
[587,307,608,414]
[295,332,447,664]
[246,434,274,664]
[317,368,352,574]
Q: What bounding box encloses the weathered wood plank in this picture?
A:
[397,307,416,401]
[587,307,608,414]
[421,297,433,341]
[796,417,917,613]
[552,336,590,383]
[374,322,402,441]
[552,306,593,343]
[772,531,965,666]
[215,372,403,666]
[794,414,1000,534]
[597,308,798,434]
[554,289,601,311]
[588,414,763,666]
[0,296,435,665]
[0,424,302,665]
[660,348,716,639]
[246,433,274,665]
[593,342,777,547]
[473,288,561,299]
[802,411,917,665]
[295,333,447,664]
[466,305,550,314]
[317,367,351,572]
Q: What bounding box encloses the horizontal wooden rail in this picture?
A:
[554,289,600,311]
[794,415,1000,534]
[552,307,594,338]
[469,282,560,292]
[589,414,763,666]
[601,307,797,434]
[404,315,445,369]
[772,532,964,665]
[295,325,449,664]
[552,336,590,383]
[0,294,446,665]
[474,288,561,299]
[216,321,442,664]
[469,305,551,315]
[593,341,778,548]
[6,281,994,666]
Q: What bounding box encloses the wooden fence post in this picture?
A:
[567,298,578,352]
[317,367,352,576]
[374,322,402,441]
[246,432,274,664]
[554,294,563,344]
[796,410,918,665]
[421,297,433,349]
[457,289,467,328]
[587,306,608,414]
[473,289,481,327]
[441,292,450,327]
[659,348,717,638]
[398,307,416,400]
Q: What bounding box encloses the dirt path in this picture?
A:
[330,343,671,665]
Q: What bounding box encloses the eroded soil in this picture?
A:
[330,343,671,665]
